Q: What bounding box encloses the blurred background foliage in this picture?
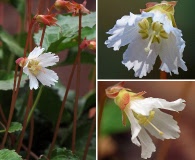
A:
[0,0,96,159]
[98,0,195,79]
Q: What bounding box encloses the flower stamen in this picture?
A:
[28,59,42,76]
[134,110,164,136]
[147,120,164,135]
[145,31,155,53]
[138,19,169,53]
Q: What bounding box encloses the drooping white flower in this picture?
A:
[105,82,186,159]
[16,46,59,90]
[105,2,187,78]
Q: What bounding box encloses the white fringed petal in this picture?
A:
[36,68,58,87]
[150,10,173,33]
[145,109,180,140]
[124,107,141,146]
[28,72,39,90]
[130,98,185,116]
[28,46,45,59]
[105,13,140,51]
[137,128,156,159]
[122,37,158,78]
[37,52,59,67]
[23,46,59,90]
[159,28,187,74]
[105,10,187,78]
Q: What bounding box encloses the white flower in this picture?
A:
[124,96,185,159]
[19,47,59,90]
[105,10,187,78]
[105,82,186,159]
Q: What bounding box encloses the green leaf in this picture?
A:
[59,48,95,66]
[36,82,73,125]
[63,112,96,159]
[0,122,22,133]
[100,101,130,135]
[0,26,23,57]
[0,71,27,90]
[74,119,96,160]
[0,149,22,160]
[38,148,79,160]
[77,90,95,119]
[34,12,96,52]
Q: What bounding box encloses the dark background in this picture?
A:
[98,0,195,79]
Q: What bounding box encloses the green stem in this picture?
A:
[27,86,43,124]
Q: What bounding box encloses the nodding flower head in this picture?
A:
[80,38,96,51]
[54,0,90,15]
[17,47,59,90]
[105,1,187,78]
[34,14,57,26]
[105,82,186,159]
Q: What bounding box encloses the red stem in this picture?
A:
[0,104,7,125]
[160,71,167,79]
[72,10,82,153]
[22,144,38,159]
[0,0,35,147]
[40,26,46,47]
[47,44,80,159]
[160,61,167,79]
[16,90,33,153]
[82,115,96,160]
[0,68,23,148]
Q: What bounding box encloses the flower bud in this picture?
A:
[34,14,57,26]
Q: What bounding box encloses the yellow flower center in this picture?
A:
[138,18,168,53]
[28,59,42,76]
[134,110,164,135]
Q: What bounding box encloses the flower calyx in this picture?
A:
[34,14,58,26]
[80,38,96,51]
[141,1,177,27]
[15,57,27,67]
[54,0,90,15]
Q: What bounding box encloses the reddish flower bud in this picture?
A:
[34,14,57,26]
[105,81,125,99]
[80,38,96,51]
[54,0,90,15]
[15,57,27,67]
[88,107,96,119]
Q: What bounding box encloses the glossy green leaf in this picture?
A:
[38,148,79,160]
[36,82,74,125]
[0,71,27,90]
[59,48,95,66]
[0,122,22,133]
[0,149,22,160]
[0,26,23,57]
[34,12,96,52]
[74,117,96,160]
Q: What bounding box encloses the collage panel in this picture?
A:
[0,0,96,160]
[98,81,195,160]
[98,0,195,79]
